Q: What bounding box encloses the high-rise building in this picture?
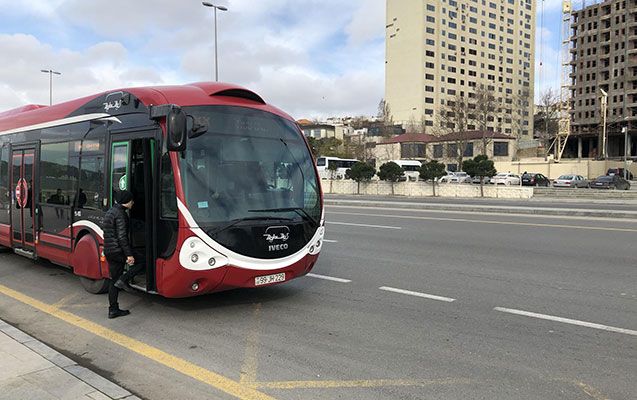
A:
[570,0,637,159]
[385,0,535,139]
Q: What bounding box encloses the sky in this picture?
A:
[0,0,571,120]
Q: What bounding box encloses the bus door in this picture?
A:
[110,136,157,292]
[10,146,36,256]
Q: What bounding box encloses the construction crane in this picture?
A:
[555,0,573,161]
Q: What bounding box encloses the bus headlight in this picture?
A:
[308,227,324,255]
[180,236,228,271]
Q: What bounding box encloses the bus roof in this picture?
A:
[0,82,294,135]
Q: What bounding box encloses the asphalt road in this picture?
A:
[0,206,635,400]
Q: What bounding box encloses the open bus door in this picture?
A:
[10,145,37,258]
[109,135,158,292]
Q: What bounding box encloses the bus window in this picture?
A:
[77,157,104,209]
[316,157,326,167]
[0,146,8,225]
[110,142,129,205]
[160,152,177,219]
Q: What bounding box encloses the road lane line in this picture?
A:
[379,286,456,302]
[306,273,352,283]
[327,211,637,233]
[240,303,262,384]
[323,239,338,243]
[327,221,402,230]
[252,377,471,389]
[494,307,637,337]
[0,284,277,400]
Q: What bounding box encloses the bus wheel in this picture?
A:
[79,277,109,294]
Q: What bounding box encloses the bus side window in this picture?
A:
[316,157,325,167]
[160,153,177,219]
[0,145,8,224]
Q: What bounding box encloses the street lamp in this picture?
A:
[201,2,228,82]
[600,88,608,159]
[41,69,61,106]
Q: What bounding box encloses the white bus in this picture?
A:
[391,160,422,181]
[316,156,359,179]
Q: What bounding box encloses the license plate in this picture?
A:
[255,273,286,286]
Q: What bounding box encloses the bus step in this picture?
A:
[14,248,36,259]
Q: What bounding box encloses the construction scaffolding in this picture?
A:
[555,0,573,161]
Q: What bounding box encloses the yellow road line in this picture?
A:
[573,381,610,400]
[240,303,262,384]
[327,211,637,233]
[252,378,471,389]
[0,284,277,400]
[51,293,77,308]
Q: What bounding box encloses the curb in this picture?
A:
[0,318,141,400]
[324,199,637,219]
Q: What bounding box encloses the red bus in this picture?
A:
[0,82,324,297]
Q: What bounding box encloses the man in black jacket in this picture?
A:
[103,190,143,319]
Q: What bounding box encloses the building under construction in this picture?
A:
[568,0,637,159]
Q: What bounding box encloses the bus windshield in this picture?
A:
[180,106,320,232]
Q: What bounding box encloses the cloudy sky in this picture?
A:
[0,0,567,120]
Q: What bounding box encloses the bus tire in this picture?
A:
[79,276,109,294]
[73,234,108,294]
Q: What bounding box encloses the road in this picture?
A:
[0,205,635,399]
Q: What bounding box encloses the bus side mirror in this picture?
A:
[167,108,187,152]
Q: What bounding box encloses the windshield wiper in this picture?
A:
[248,207,319,228]
[207,216,293,237]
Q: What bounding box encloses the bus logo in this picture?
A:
[263,226,290,243]
[264,226,290,252]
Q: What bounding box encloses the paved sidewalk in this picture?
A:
[0,318,140,400]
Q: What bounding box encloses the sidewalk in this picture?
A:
[0,318,140,400]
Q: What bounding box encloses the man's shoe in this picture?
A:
[114,279,135,293]
[108,309,130,319]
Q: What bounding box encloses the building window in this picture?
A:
[401,143,426,158]
[433,144,443,158]
[447,143,458,158]
[463,143,474,157]
[493,142,509,156]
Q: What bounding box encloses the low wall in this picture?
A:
[494,159,636,180]
[321,180,533,199]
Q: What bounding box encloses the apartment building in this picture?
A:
[385,0,535,139]
[570,0,637,159]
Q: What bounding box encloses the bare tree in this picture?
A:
[535,88,560,158]
[435,94,472,170]
[472,84,498,155]
[377,99,393,126]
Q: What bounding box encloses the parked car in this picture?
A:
[590,175,631,190]
[439,171,472,184]
[606,168,634,180]
[471,175,491,184]
[490,172,520,186]
[521,172,551,187]
[553,174,589,188]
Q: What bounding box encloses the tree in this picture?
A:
[377,99,392,125]
[535,88,560,158]
[346,161,376,194]
[377,161,404,195]
[419,160,447,197]
[306,137,319,158]
[463,155,497,197]
[436,94,472,170]
[472,84,498,155]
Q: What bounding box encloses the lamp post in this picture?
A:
[40,69,61,106]
[600,88,608,159]
[201,2,228,82]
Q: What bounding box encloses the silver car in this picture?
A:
[553,175,589,188]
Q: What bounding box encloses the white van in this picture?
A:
[391,160,422,181]
[316,156,359,179]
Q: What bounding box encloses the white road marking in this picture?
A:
[307,273,352,283]
[494,307,637,337]
[323,239,338,243]
[379,286,456,302]
[327,221,402,230]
